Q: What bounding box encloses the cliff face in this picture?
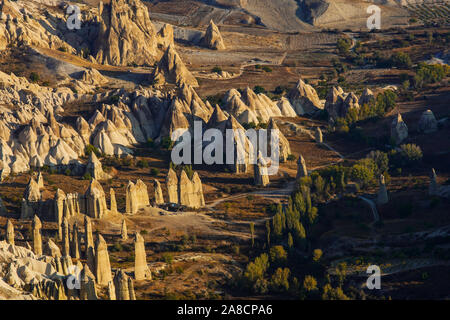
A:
[296,0,330,24]
[94,0,160,66]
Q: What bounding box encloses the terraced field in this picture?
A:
[408,3,450,24]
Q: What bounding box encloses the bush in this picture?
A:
[351,158,377,188]
[211,66,222,74]
[303,275,318,292]
[29,72,40,83]
[253,86,266,94]
[414,63,450,88]
[390,52,412,69]
[400,144,423,164]
[85,144,101,157]
[270,268,290,293]
[367,150,389,175]
[244,253,269,284]
[182,165,194,179]
[162,253,174,264]
[161,136,174,150]
[82,173,92,181]
[269,245,288,265]
[336,37,352,54]
[137,160,149,168]
[287,154,296,161]
[313,249,323,262]
[150,168,160,176]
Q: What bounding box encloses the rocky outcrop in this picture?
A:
[54,189,65,239]
[21,177,42,220]
[94,0,159,66]
[376,175,388,205]
[128,277,136,300]
[113,269,135,300]
[43,239,61,259]
[95,234,112,286]
[429,168,439,196]
[152,45,198,87]
[0,196,6,215]
[32,215,42,256]
[80,264,97,300]
[134,232,151,281]
[81,68,109,86]
[391,113,408,145]
[178,170,205,209]
[277,97,298,117]
[85,152,111,181]
[222,88,289,125]
[164,168,205,208]
[156,24,175,49]
[84,216,96,274]
[324,86,345,121]
[153,180,164,205]
[296,155,308,179]
[6,219,14,246]
[166,168,179,204]
[0,69,219,178]
[315,127,323,143]
[254,152,270,187]
[179,171,194,208]
[224,115,255,174]
[0,240,73,299]
[71,223,81,260]
[359,88,375,106]
[191,172,206,208]
[85,179,108,219]
[202,20,226,50]
[126,180,150,214]
[342,92,360,116]
[287,79,323,115]
[267,119,291,163]
[110,188,117,213]
[121,220,128,241]
[36,172,44,190]
[107,280,117,300]
[62,218,70,257]
[429,168,450,199]
[418,109,438,133]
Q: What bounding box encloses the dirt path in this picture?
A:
[359,195,380,223]
[206,181,296,209]
[195,51,287,80]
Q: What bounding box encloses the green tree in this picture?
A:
[367,150,389,175]
[244,253,269,284]
[269,245,288,265]
[287,233,294,249]
[270,268,290,293]
[322,284,350,300]
[313,249,323,262]
[303,275,318,292]
[336,262,348,287]
[400,144,423,164]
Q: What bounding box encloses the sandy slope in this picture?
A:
[242,0,314,32]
